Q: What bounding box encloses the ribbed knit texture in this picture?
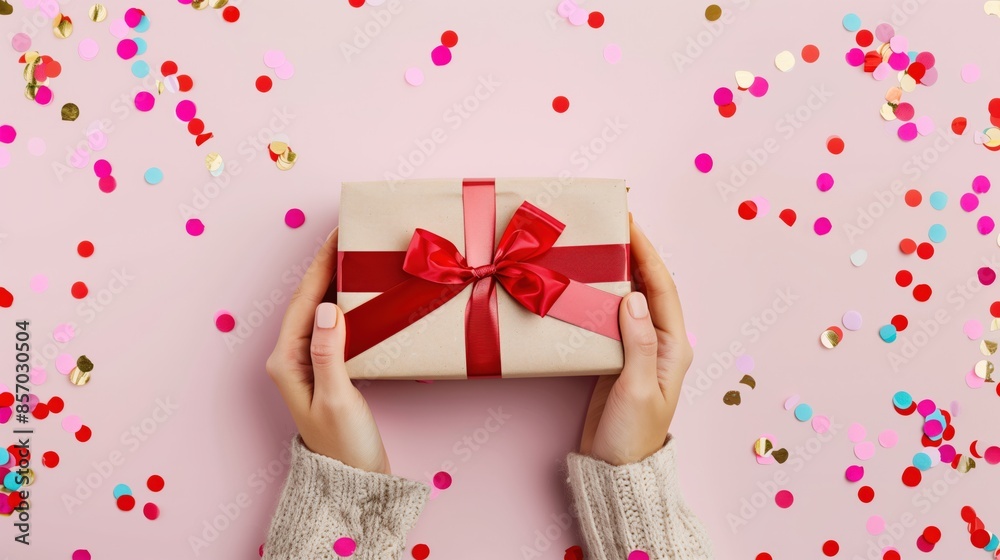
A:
[566,438,714,559]
[263,436,429,560]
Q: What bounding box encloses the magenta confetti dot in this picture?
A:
[143,502,160,520]
[34,85,52,106]
[93,159,112,178]
[972,175,991,194]
[694,153,713,173]
[813,217,832,236]
[124,8,143,28]
[627,551,650,560]
[916,536,934,552]
[888,51,910,70]
[215,312,235,333]
[816,172,834,192]
[845,465,865,482]
[432,471,452,490]
[960,193,980,212]
[923,419,943,437]
[897,122,918,141]
[748,76,769,97]
[72,550,92,560]
[186,218,205,237]
[98,176,117,193]
[134,91,155,112]
[916,399,936,417]
[713,87,733,106]
[894,102,914,121]
[845,48,864,67]
[0,125,15,144]
[175,100,197,122]
[284,208,306,229]
[939,444,956,463]
[978,216,995,235]
[117,38,138,60]
[333,537,357,557]
[431,45,452,66]
[979,267,996,286]
[774,489,794,508]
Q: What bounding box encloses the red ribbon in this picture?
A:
[342,179,625,378]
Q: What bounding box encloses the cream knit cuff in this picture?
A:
[263,436,429,560]
[567,438,714,560]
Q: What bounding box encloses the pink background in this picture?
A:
[2,0,1000,558]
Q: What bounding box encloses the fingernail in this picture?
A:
[316,302,338,329]
[627,293,648,319]
[325,229,336,242]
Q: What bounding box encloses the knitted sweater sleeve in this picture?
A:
[566,437,714,560]
[263,436,429,560]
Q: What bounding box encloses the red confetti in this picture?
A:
[891,314,908,331]
[161,60,178,76]
[719,102,737,118]
[552,96,570,113]
[913,284,932,302]
[41,451,59,468]
[0,287,13,308]
[801,44,820,63]
[827,136,845,155]
[177,75,193,92]
[922,525,941,544]
[779,209,796,226]
[856,29,874,47]
[48,396,64,413]
[348,0,365,6]
[147,475,165,492]
[216,313,236,333]
[899,238,917,254]
[952,117,967,135]
[77,240,95,257]
[990,301,1000,317]
[31,402,49,419]
[916,242,934,260]
[962,506,978,523]
[195,132,214,146]
[587,11,604,28]
[117,494,136,511]
[143,502,160,520]
[441,30,458,48]
[902,466,922,487]
[563,546,583,560]
[0,392,13,407]
[187,118,205,135]
[971,529,990,548]
[756,554,773,560]
[989,98,1000,117]
[858,485,875,503]
[71,281,89,299]
[822,540,840,556]
[738,200,758,220]
[222,5,239,22]
[895,270,913,287]
[412,544,430,560]
[904,189,922,206]
[76,425,93,442]
[255,75,273,93]
[883,550,900,560]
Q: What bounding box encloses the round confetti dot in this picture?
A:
[842,311,863,331]
[748,76,769,98]
[848,423,867,443]
[902,466,922,487]
[72,550,92,560]
[186,218,205,237]
[801,44,820,63]
[845,465,864,482]
[11,32,31,52]
[856,30,874,48]
[147,474,165,492]
[913,452,933,471]
[144,167,164,185]
[76,425,93,442]
[222,5,240,22]
[916,242,934,260]
[985,446,1000,465]
[93,159,112,178]
[898,122,918,141]
[972,529,991,548]
[850,249,867,266]
[756,554,773,560]
[929,191,948,210]
[263,50,285,69]
[992,301,1000,318]
[891,314,908,331]
[923,526,941,544]
[713,87,733,107]
[845,48,864,67]
[867,515,886,535]
[587,11,604,28]
[978,216,995,235]
[113,483,132,499]
[718,102,736,118]
[842,13,861,31]
[895,103,915,121]
[879,429,898,448]
[816,173,834,192]
[216,312,236,333]
[855,441,876,461]
[811,415,831,434]
[431,45,452,66]
[131,60,150,78]
[738,200,758,220]
[188,118,205,135]
[41,451,59,468]
[705,4,722,21]
[960,193,980,212]
[858,485,875,503]
[175,100,197,122]
[827,136,845,154]
[928,224,947,242]
[794,403,813,422]
[962,63,981,83]
[552,96,570,113]
[813,217,832,236]
[879,324,898,343]
[822,540,840,556]
[99,176,117,193]
[116,494,135,511]
[972,175,991,194]
[27,137,46,156]
[29,274,48,293]
[432,471,452,490]
[904,189,922,206]
[440,30,458,47]
[117,38,138,59]
[627,551,649,560]
[333,537,356,557]
[256,75,273,92]
[143,502,160,520]
[980,267,997,286]
[900,240,917,256]
[412,544,430,560]
[134,91,155,112]
[34,85,52,105]
[348,0,364,7]
[694,153,713,173]
[913,284,932,302]
[404,67,424,86]
[892,391,913,409]
[0,125,15,144]
[284,208,306,229]
[71,281,89,299]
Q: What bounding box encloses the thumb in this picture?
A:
[310,302,353,403]
[618,292,658,389]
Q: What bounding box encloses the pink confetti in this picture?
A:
[897,122,918,142]
[332,537,356,556]
[811,415,831,434]
[34,86,52,106]
[55,353,75,374]
[109,19,130,39]
[964,320,984,339]
[29,368,46,385]
[28,274,48,293]
[263,50,286,68]
[275,61,295,80]
[186,218,205,237]
[72,550,92,560]
[748,76,769,97]
[985,446,1000,465]
[961,63,981,83]
[895,103,914,121]
[816,173,834,192]
[134,91,155,112]
[61,414,83,433]
[866,515,886,535]
[978,216,995,235]
[27,137,46,156]
[878,429,898,448]
[845,465,865,482]
[813,217,832,236]
[603,43,622,64]
[694,153,713,173]
[284,208,306,229]
[431,45,452,66]
[979,267,996,286]
[11,33,31,53]
[961,193,980,212]
[175,100,197,122]
[713,87,733,106]
[972,175,991,194]
[117,38,138,60]
[432,471,452,490]
[404,67,424,86]
[78,38,99,61]
[848,423,867,443]
[774,490,794,508]
[854,441,876,461]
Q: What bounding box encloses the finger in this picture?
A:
[617,292,660,389]
[629,218,687,336]
[276,228,339,352]
[580,375,616,455]
[309,302,353,403]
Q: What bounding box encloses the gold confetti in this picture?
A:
[155,80,165,94]
[820,329,841,349]
[957,456,976,473]
[775,50,795,72]
[739,375,756,389]
[24,83,39,101]
[276,147,297,171]
[191,0,209,9]
[772,448,789,464]
[734,70,754,90]
[880,103,897,121]
[0,0,13,16]
[53,13,73,39]
[205,152,224,173]
[981,340,998,357]
[61,103,80,121]
[974,360,994,381]
[986,0,1000,17]
[723,390,741,406]
[211,0,229,7]
[753,437,773,457]
[88,4,107,22]
[992,318,1000,331]
[704,4,722,21]
[69,355,94,386]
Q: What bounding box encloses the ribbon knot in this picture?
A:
[472,264,497,279]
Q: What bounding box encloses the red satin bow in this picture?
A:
[402,201,571,317]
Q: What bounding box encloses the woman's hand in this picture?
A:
[579,217,694,466]
[265,229,391,474]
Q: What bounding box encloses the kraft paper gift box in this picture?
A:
[337,178,631,380]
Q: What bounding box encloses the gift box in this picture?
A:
[337,178,630,380]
